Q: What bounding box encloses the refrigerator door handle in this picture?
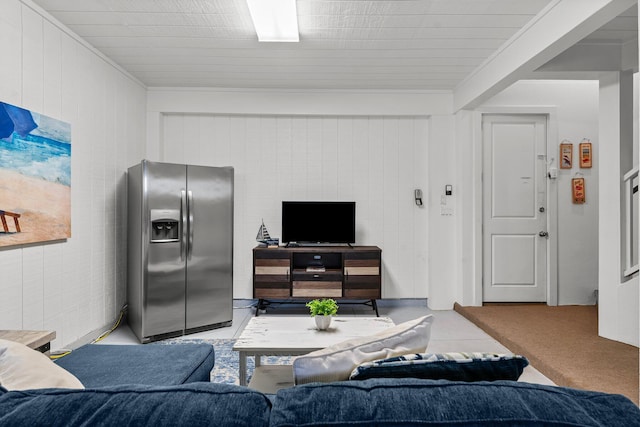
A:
[187,190,194,260]
[181,190,187,261]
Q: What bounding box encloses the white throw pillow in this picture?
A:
[0,339,84,390]
[292,314,434,385]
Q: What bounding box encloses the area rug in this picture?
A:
[154,338,293,385]
[454,303,639,405]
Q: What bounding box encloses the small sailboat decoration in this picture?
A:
[256,219,279,247]
[256,219,271,243]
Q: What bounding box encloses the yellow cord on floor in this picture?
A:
[49,351,71,360]
[49,304,127,360]
[91,304,127,344]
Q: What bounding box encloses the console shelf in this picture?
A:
[253,245,382,316]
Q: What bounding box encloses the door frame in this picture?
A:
[470,106,559,306]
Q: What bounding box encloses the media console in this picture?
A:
[253,245,382,316]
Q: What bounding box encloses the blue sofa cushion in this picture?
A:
[270,378,640,427]
[0,383,271,427]
[55,343,214,388]
[350,352,529,382]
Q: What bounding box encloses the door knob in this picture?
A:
[539,231,549,237]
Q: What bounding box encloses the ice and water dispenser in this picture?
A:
[150,209,180,242]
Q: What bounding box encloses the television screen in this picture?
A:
[282,201,355,244]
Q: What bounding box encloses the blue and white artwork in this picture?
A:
[0,101,71,247]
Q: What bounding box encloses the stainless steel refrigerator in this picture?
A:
[127,160,233,343]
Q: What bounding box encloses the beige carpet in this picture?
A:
[454,303,639,405]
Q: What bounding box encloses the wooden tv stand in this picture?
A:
[253,245,382,316]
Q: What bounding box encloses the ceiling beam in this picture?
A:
[621,38,640,70]
[535,42,623,72]
[453,0,637,111]
[533,39,638,74]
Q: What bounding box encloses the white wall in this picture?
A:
[0,0,146,349]
[147,88,455,300]
[156,113,430,299]
[427,115,458,309]
[479,80,600,305]
[147,87,452,117]
[598,72,639,347]
[147,88,460,301]
[455,110,482,306]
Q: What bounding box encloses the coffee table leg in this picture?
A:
[239,351,247,386]
[255,355,261,368]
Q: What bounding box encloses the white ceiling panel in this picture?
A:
[47,11,250,27]
[31,0,636,90]
[79,36,505,51]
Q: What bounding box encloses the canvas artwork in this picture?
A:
[0,101,71,247]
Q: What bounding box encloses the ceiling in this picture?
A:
[31,0,638,90]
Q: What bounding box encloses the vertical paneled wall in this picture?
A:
[0,1,146,349]
[161,114,429,299]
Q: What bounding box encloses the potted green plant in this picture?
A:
[306,298,339,330]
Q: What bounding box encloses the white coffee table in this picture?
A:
[233,315,395,392]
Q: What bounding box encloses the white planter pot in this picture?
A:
[314,315,332,330]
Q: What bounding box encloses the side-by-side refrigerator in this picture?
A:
[127,160,233,343]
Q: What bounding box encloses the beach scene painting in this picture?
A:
[0,101,71,247]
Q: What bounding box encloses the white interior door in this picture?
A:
[483,114,548,302]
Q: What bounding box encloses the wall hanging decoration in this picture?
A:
[579,139,592,168]
[0,101,71,247]
[572,175,585,204]
[560,140,573,169]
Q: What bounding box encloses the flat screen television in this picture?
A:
[282,201,356,244]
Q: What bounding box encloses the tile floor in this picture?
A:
[99,299,554,386]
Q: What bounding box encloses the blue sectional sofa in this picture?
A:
[1,378,639,426]
[54,343,215,387]
[1,342,638,426]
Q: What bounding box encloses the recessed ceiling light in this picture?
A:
[246,0,299,42]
